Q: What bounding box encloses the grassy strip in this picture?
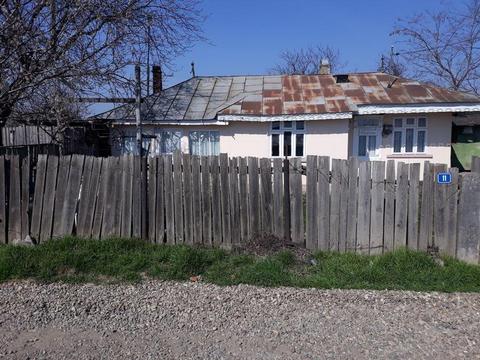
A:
[1,237,480,292]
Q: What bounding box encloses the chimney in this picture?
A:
[152,65,162,93]
[319,59,331,75]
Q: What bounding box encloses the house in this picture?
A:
[94,63,480,171]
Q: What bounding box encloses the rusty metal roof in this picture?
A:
[96,72,480,121]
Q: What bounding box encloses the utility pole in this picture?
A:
[135,64,142,156]
[146,15,152,97]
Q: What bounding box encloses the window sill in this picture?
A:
[387,153,433,159]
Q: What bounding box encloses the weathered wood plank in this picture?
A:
[120,155,134,239]
[60,155,85,236]
[407,163,420,250]
[272,158,283,238]
[329,159,342,251]
[248,157,260,239]
[211,155,222,245]
[173,151,184,243]
[192,156,202,244]
[346,157,359,252]
[131,156,142,238]
[306,155,318,250]
[155,157,165,243]
[92,157,109,239]
[20,155,30,240]
[148,156,157,243]
[200,156,212,245]
[52,156,71,238]
[259,157,273,235]
[357,161,371,254]
[219,153,231,246]
[238,157,249,244]
[457,173,480,264]
[229,157,240,245]
[383,160,395,253]
[8,156,22,243]
[338,159,349,253]
[394,162,408,249]
[471,156,480,173]
[40,156,59,242]
[101,157,118,238]
[141,157,148,239]
[164,155,175,244]
[76,156,94,237]
[289,158,303,245]
[82,157,103,238]
[182,153,193,244]
[418,162,434,251]
[370,161,385,255]
[433,164,448,252]
[0,157,8,244]
[446,168,459,257]
[316,156,330,250]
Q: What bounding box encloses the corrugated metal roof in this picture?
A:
[96,72,480,121]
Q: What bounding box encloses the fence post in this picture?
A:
[283,157,291,242]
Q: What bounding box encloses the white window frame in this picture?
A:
[270,121,306,158]
[392,117,428,154]
[355,117,382,159]
[188,130,220,156]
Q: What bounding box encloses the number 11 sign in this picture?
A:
[437,172,452,184]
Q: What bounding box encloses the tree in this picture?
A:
[0,0,205,126]
[393,0,480,94]
[377,50,407,77]
[270,45,347,75]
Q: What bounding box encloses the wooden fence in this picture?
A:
[0,153,479,263]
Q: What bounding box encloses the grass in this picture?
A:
[1,237,480,292]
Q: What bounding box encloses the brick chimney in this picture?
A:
[152,65,162,93]
[319,59,331,75]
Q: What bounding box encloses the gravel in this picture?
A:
[1,280,480,359]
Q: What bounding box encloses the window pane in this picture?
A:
[368,135,376,155]
[405,128,414,152]
[418,118,426,127]
[295,134,304,156]
[394,119,403,128]
[393,131,402,152]
[160,131,181,154]
[189,131,200,155]
[296,121,305,130]
[272,121,280,130]
[358,135,367,156]
[283,121,292,128]
[122,137,136,155]
[284,131,292,156]
[190,131,218,156]
[417,130,426,152]
[271,134,280,156]
[406,118,415,125]
[210,131,220,155]
[358,118,379,127]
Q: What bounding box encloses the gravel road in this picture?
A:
[1,280,479,359]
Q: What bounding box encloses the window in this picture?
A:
[270,121,305,157]
[357,118,380,158]
[392,117,427,153]
[189,131,220,156]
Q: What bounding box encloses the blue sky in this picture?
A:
[166,0,445,86]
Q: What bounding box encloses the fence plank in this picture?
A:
[30,155,47,243]
[60,155,84,236]
[82,157,102,238]
[346,157,358,252]
[418,162,434,250]
[0,158,6,243]
[306,155,318,250]
[76,156,93,237]
[317,156,330,250]
[457,173,480,264]
[183,153,193,245]
[433,164,448,252]
[131,156,142,238]
[8,156,21,243]
[394,162,408,249]
[290,157,303,245]
[357,161,371,254]
[141,157,148,240]
[52,155,71,238]
[20,155,30,240]
[219,153,231,246]
[192,156,202,244]
[338,160,349,253]
[155,157,165,243]
[329,159,342,251]
[383,160,395,252]
[471,156,480,173]
[164,155,175,244]
[248,157,260,239]
[446,168,459,257]
[272,158,283,238]
[407,163,420,250]
[370,161,385,255]
[201,156,212,245]
[40,156,59,242]
[92,157,109,239]
[229,157,240,245]
[148,156,157,243]
[120,156,133,239]
[260,157,273,235]
[238,157,248,243]
[211,155,222,246]
[173,151,184,243]
[101,157,118,238]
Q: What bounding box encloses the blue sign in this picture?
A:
[437,172,452,184]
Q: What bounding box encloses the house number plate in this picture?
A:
[437,172,452,184]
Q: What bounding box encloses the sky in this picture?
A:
[166,0,445,86]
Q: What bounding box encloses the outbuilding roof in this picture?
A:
[95,72,480,122]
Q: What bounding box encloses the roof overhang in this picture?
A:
[110,119,229,126]
[357,103,480,115]
[217,112,353,122]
